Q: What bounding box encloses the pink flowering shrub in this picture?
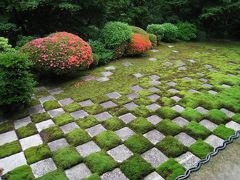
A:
[21,32,93,75]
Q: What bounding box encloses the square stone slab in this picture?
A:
[150,80,161,86]
[70,110,88,120]
[164,62,173,66]
[167,81,177,87]
[36,86,47,92]
[171,96,181,102]
[124,102,138,110]
[101,71,113,77]
[86,124,106,137]
[100,101,118,109]
[115,127,135,141]
[199,78,208,83]
[188,89,200,93]
[133,73,144,78]
[204,135,224,149]
[150,49,159,52]
[107,92,121,99]
[0,131,18,146]
[14,116,31,129]
[65,163,91,180]
[202,83,213,88]
[131,85,143,92]
[222,84,231,88]
[48,138,69,152]
[96,77,110,82]
[197,72,205,77]
[178,66,187,71]
[149,75,160,81]
[220,108,235,118]
[60,122,79,134]
[81,75,96,81]
[168,89,180,94]
[144,172,164,180]
[188,59,196,63]
[94,112,112,121]
[29,104,45,114]
[147,115,162,125]
[127,93,139,100]
[149,87,160,93]
[144,130,165,145]
[175,132,196,147]
[20,134,43,150]
[171,105,185,113]
[105,66,116,71]
[173,117,189,127]
[176,152,200,169]
[149,57,157,61]
[148,94,160,101]
[101,168,128,180]
[142,148,168,168]
[119,113,136,124]
[107,144,133,163]
[208,90,218,95]
[199,119,217,131]
[122,62,133,67]
[226,121,240,132]
[58,98,74,106]
[0,152,27,175]
[39,96,55,104]
[36,119,55,132]
[48,88,63,95]
[195,107,209,115]
[79,99,94,107]
[48,108,65,118]
[31,158,57,178]
[183,77,192,81]
[146,103,161,111]
[76,141,101,157]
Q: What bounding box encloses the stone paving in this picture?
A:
[0,46,240,180]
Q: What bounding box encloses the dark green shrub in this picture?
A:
[130,26,148,35]
[0,52,35,106]
[16,35,35,49]
[146,24,165,42]
[161,23,178,42]
[100,21,132,49]
[148,33,157,46]
[177,22,197,41]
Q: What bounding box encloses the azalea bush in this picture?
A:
[127,33,152,55]
[21,32,93,75]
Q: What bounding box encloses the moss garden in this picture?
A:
[0,3,240,180]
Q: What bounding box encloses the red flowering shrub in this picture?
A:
[127,33,152,55]
[21,32,93,75]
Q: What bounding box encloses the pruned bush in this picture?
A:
[16,35,36,49]
[148,33,157,47]
[126,33,152,55]
[177,22,197,41]
[0,52,35,106]
[21,32,93,75]
[0,37,15,53]
[130,26,148,35]
[161,23,178,42]
[146,24,165,42]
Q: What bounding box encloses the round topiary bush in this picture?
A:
[127,33,152,55]
[146,24,165,43]
[161,23,178,42]
[21,32,93,75]
[177,22,197,41]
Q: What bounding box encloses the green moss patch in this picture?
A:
[38,170,68,180]
[40,126,64,143]
[232,114,240,123]
[0,141,21,158]
[124,134,153,154]
[83,104,104,115]
[207,109,228,124]
[0,121,14,133]
[213,125,235,140]
[190,140,213,159]
[24,145,52,164]
[31,112,51,123]
[185,121,211,139]
[43,100,61,111]
[52,113,74,126]
[85,151,117,174]
[63,102,81,113]
[156,119,182,136]
[102,117,125,131]
[156,158,185,180]
[156,136,187,157]
[95,130,122,150]
[129,117,154,134]
[3,165,34,180]
[181,108,203,122]
[66,128,91,146]
[156,107,178,119]
[53,146,82,169]
[84,174,100,180]
[133,105,153,117]
[120,155,153,180]
[16,123,38,139]
[77,116,99,129]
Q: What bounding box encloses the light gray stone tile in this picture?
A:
[226,121,240,132]
[150,49,159,52]
[127,93,138,100]
[107,92,121,99]
[124,102,138,110]
[14,116,31,129]
[202,83,213,89]
[48,138,69,152]
[188,89,199,93]
[70,110,88,120]
[183,77,192,81]
[60,122,79,134]
[195,107,209,115]
[81,75,96,81]
[208,90,218,95]
[167,81,177,87]
[36,119,55,132]
[101,168,128,180]
[148,94,160,101]
[119,113,136,124]
[171,96,181,102]
[0,131,18,146]
[20,134,43,150]
[220,108,235,118]
[107,145,133,163]
[101,71,113,77]
[204,135,224,149]
[31,158,57,178]
[199,120,217,131]
[115,127,135,141]
[147,115,162,125]
[149,87,160,93]
[144,130,165,145]
[176,152,200,169]
[133,73,144,78]
[48,108,65,118]
[65,163,92,180]
[149,57,157,61]
[146,103,161,111]
[122,62,133,67]
[58,98,74,106]
[96,77,109,82]
[28,105,45,114]
[168,88,180,94]
[171,105,185,113]
[131,85,143,92]
[94,112,112,121]
[144,172,164,180]
[39,96,55,104]
[86,124,106,137]
[76,141,101,157]
[150,80,161,86]
[100,101,118,109]
[48,88,63,95]
[142,148,168,168]
[222,84,231,88]
[105,66,116,71]
[149,75,160,81]
[79,99,94,107]
[175,133,196,147]
[173,117,189,127]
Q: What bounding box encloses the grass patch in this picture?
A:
[53,146,82,169]
[156,158,185,180]
[52,113,74,126]
[207,109,228,124]
[156,119,182,136]
[156,136,187,157]
[232,114,240,123]
[77,116,99,129]
[43,100,61,111]
[31,112,50,123]
[0,141,21,158]
[63,102,81,113]
[120,155,153,180]
[124,134,153,154]
[156,107,178,119]
[84,174,100,180]
[82,104,104,115]
[85,151,117,174]
[40,126,64,143]
[66,128,91,146]
[95,130,122,150]
[132,105,153,117]
[24,145,52,164]
[3,165,34,180]
[38,170,68,180]
[181,108,203,122]
[129,117,154,134]
[185,121,211,139]
[0,121,14,133]
[213,124,235,140]
[16,123,38,139]
[102,117,125,131]
[190,140,214,159]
